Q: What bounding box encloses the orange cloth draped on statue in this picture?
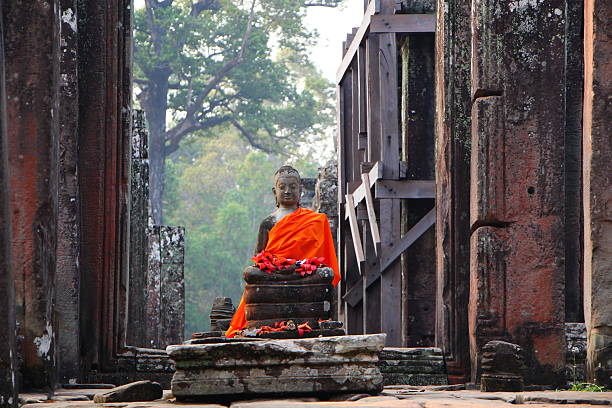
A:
[225,208,340,338]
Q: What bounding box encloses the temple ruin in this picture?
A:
[0,0,610,406]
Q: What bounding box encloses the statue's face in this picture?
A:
[273,175,301,208]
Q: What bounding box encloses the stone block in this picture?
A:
[167,334,386,399]
[159,226,185,264]
[565,323,587,383]
[377,348,447,386]
[480,341,525,392]
[92,381,162,403]
[469,226,565,384]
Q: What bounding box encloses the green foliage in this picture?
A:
[134,0,334,155]
[565,383,610,392]
[164,132,319,336]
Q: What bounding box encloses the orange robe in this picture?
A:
[225,208,340,337]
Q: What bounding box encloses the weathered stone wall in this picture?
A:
[313,159,338,240]
[128,111,150,348]
[55,0,81,385]
[582,0,612,387]
[128,111,186,350]
[469,0,568,385]
[565,323,587,383]
[434,0,472,384]
[0,7,17,405]
[146,226,185,349]
[4,0,61,389]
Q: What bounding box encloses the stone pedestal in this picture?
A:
[243,266,334,330]
[167,334,385,400]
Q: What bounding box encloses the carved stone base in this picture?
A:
[480,374,523,392]
[167,334,385,400]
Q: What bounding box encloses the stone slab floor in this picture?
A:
[20,386,612,408]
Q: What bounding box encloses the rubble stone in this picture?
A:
[167,334,386,399]
[92,381,162,403]
[480,341,525,392]
[378,348,447,386]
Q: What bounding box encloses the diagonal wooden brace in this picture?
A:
[343,205,436,307]
[345,193,365,274]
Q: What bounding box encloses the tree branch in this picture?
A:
[164,115,233,155]
[230,118,274,154]
[184,0,256,121]
[190,0,220,16]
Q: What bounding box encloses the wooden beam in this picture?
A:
[343,205,436,306]
[366,33,381,161]
[361,173,381,254]
[345,194,365,272]
[380,206,436,273]
[345,161,383,218]
[336,0,378,83]
[375,180,435,199]
[378,32,399,179]
[370,14,435,34]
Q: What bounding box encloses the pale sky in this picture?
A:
[132,0,364,83]
[303,1,364,82]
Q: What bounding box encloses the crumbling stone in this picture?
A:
[167,334,386,399]
[565,323,587,383]
[92,381,162,403]
[378,348,447,386]
[210,297,235,332]
[313,160,338,240]
[480,341,525,392]
[469,0,567,385]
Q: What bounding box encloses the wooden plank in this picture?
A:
[343,70,354,186]
[351,62,361,183]
[375,180,435,199]
[380,206,436,273]
[344,226,364,334]
[378,32,399,179]
[344,161,384,218]
[344,205,436,306]
[357,44,367,142]
[380,199,402,345]
[336,0,378,83]
[345,194,365,272]
[370,14,435,34]
[362,173,381,254]
[363,220,381,333]
[366,33,381,161]
[336,84,345,202]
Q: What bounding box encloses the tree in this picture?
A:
[134,0,337,223]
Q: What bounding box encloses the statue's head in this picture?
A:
[273,165,301,208]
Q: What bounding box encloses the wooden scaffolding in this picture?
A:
[336,0,436,347]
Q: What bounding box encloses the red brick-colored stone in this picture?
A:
[582,0,612,388]
[469,0,567,384]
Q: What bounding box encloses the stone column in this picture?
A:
[469,0,567,384]
[55,0,81,384]
[434,0,472,384]
[146,225,185,348]
[582,0,612,387]
[4,0,60,389]
[0,6,17,404]
[127,111,150,348]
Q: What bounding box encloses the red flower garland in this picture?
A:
[251,250,326,276]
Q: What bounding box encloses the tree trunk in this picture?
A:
[140,69,170,224]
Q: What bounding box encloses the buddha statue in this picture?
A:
[225,166,341,338]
